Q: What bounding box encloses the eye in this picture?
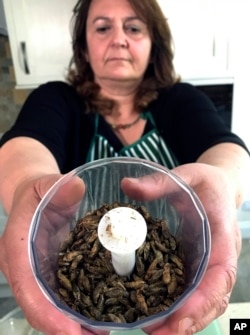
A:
[96,26,111,33]
[125,25,141,34]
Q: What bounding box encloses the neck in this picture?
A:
[97,76,140,95]
[96,78,140,116]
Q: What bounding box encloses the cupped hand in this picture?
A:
[0,163,241,335]
[121,162,241,334]
[0,174,96,335]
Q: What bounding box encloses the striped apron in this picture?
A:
[86,111,178,169]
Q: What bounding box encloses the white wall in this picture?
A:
[231,2,250,149]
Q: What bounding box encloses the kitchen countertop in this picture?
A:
[217,303,250,334]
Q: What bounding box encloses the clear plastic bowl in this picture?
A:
[0,307,221,335]
[0,307,43,335]
[28,157,211,334]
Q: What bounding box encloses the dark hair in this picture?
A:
[67,0,180,115]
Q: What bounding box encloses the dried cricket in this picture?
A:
[55,203,186,323]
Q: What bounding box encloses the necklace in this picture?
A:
[107,114,141,130]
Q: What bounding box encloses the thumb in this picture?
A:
[120,172,183,201]
[34,173,86,209]
[120,171,205,221]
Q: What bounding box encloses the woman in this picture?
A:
[0,0,249,334]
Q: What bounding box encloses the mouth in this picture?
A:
[106,57,130,62]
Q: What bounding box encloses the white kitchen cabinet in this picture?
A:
[3,0,76,88]
[157,0,235,84]
[3,0,239,88]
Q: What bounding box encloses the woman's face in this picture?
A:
[85,0,152,87]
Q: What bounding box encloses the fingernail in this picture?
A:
[178,318,194,333]
[126,177,139,183]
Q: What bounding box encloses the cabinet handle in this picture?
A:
[226,40,230,70]
[212,37,216,57]
[20,41,30,74]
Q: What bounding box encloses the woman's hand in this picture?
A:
[0,159,243,335]
[0,174,95,335]
[122,162,241,334]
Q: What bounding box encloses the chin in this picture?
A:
[104,73,139,81]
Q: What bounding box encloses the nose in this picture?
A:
[110,27,129,48]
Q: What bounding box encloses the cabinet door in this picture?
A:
[157,0,234,84]
[231,1,250,149]
[3,0,76,88]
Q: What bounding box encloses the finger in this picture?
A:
[6,232,88,335]
[144,264,233,335]
[121,173,204,222]
[3,175,87,335]
[32,174,86,235]
[121,173,181,201]
[35,174,85,209]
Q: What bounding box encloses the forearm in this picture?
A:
[197,143,250,208]
[0,137,60,213]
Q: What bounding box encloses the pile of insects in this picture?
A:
[55,202,185,323]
